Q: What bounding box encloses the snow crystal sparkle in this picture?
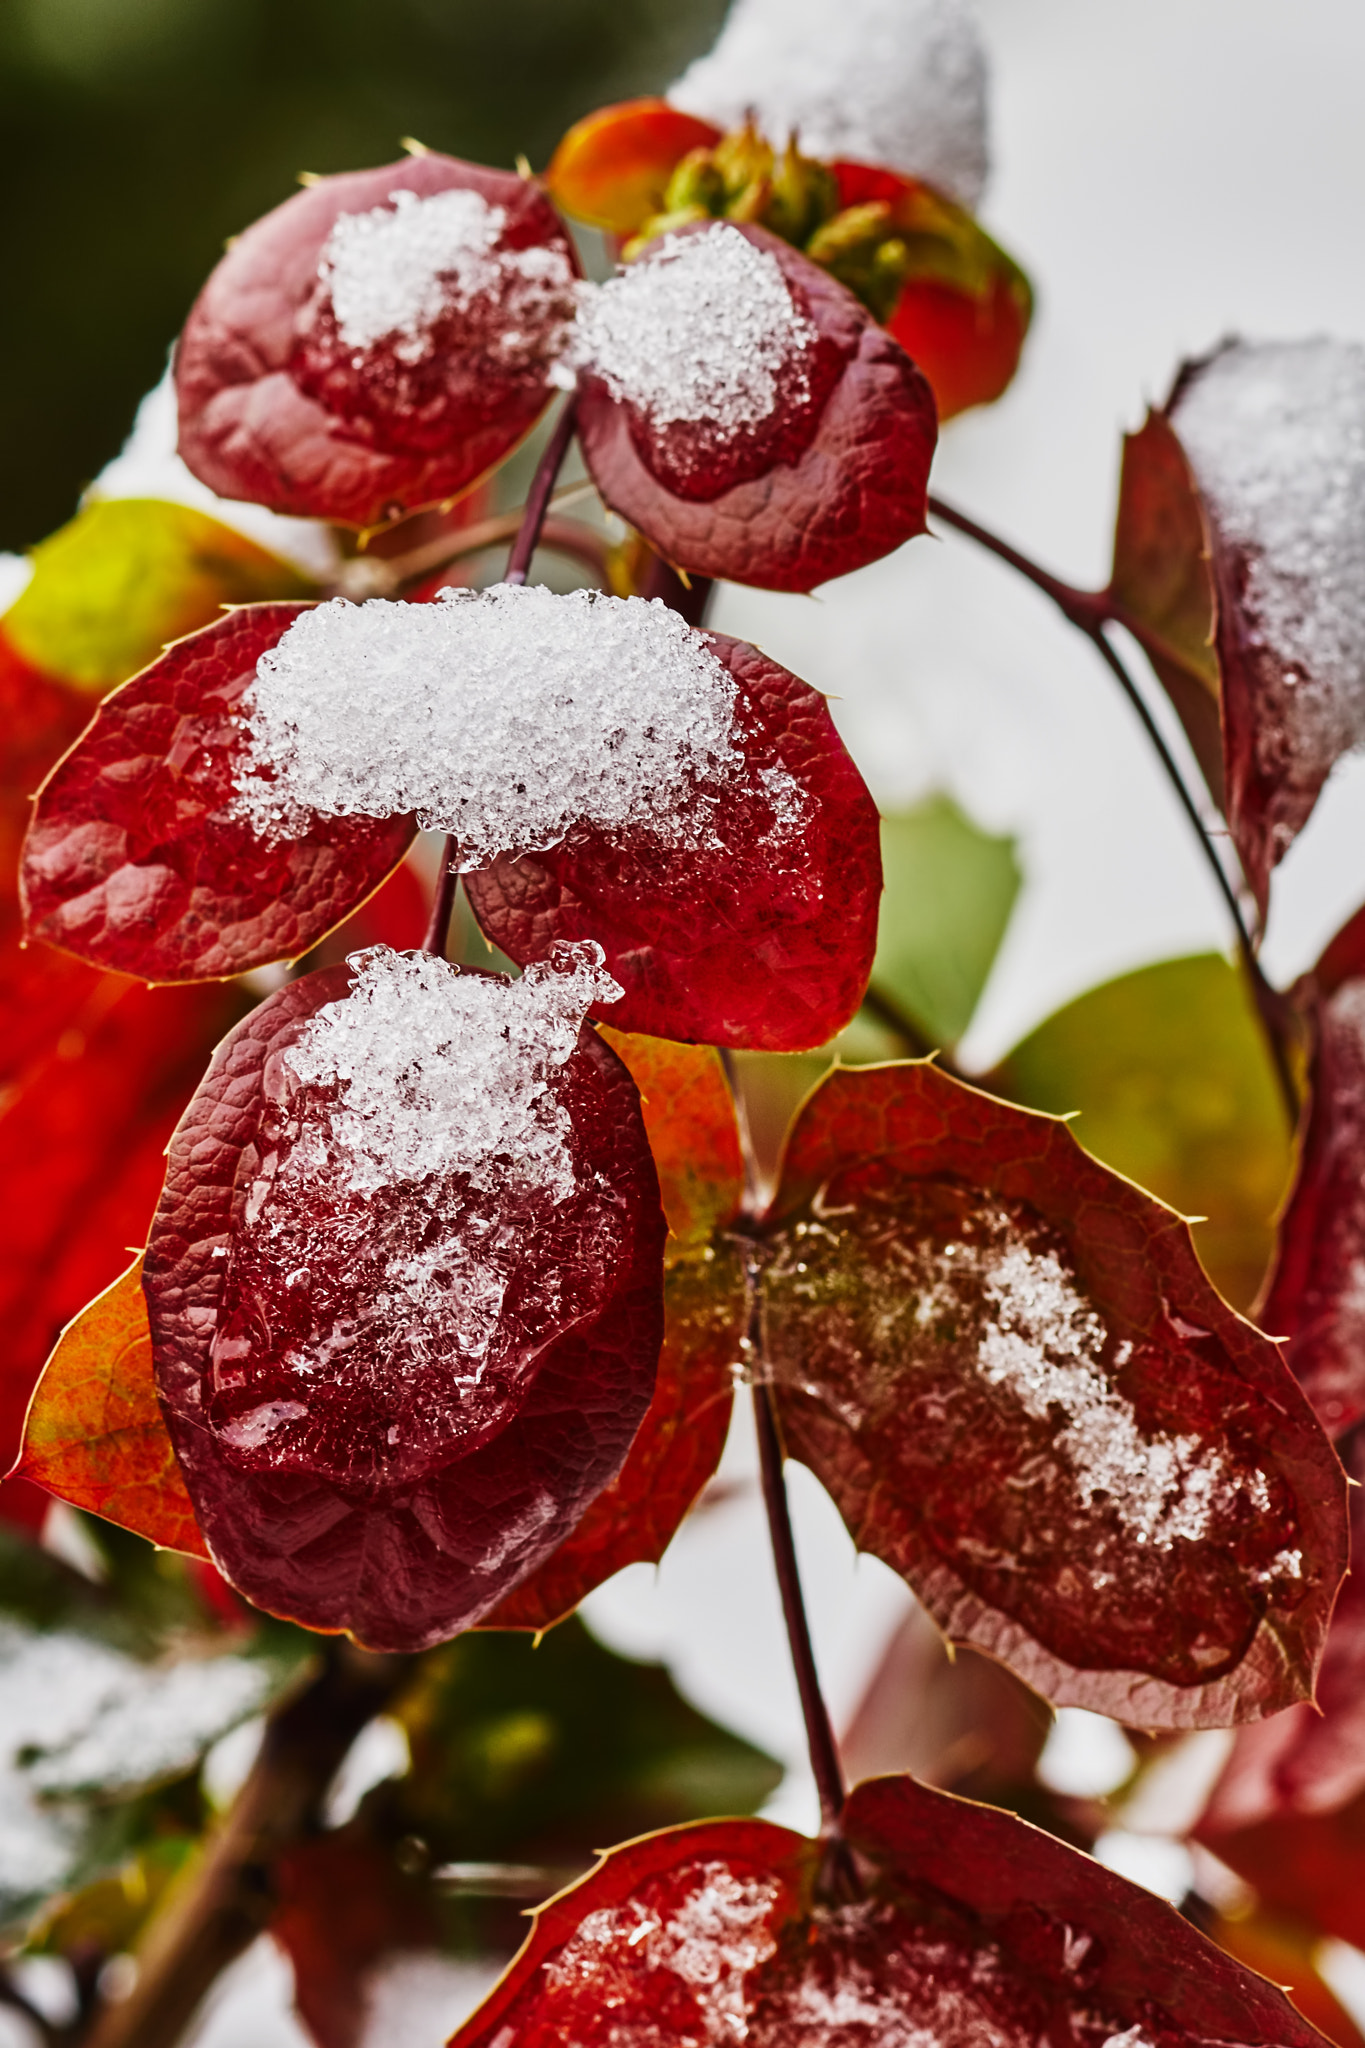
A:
[231,584,744,861]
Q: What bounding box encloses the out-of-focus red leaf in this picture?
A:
[464,633,883,1050]
[142,961,666,1651]
[0,967,238,1531]
[13,1258,208,1560]
[22,605,416,983]
[759,1061,1347,1726]
[450,1775,1330,2048]
[1207,1908,1365,2048]
[176,156,580,531]
[1259,922,1365,1435]
[272,1832,437,2048]
[544,97,722,234]
[576,222,936,593]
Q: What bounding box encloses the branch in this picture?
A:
[80,1646,409,2048]
[329,495,606,600]
[926,492,1299,1127]
[504,394,581,586]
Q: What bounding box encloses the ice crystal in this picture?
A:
[1173,339,1365,781]
[319,186,576,368]
[231,583,744,862]
[670,0,990,209]
[568,224,816,436]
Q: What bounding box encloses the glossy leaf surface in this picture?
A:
[450,1775,1329,2048]
[2,497,312,693]
[576,223,936,593]
[544,97,722,234]
[484,1033,744,1630]
[761,1062,1345,1725]
[990,954,1291,1314]
[464,632,883,1050]
[176,156,579,530]
[22,604,416,982]
[142,962,666,1651]
[15,1258,208,1561]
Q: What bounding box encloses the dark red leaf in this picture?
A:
[575,221,936,593]
[450,1775,1330,2048]
[759,1061,1346,1725]
[273,1832,437,2048]
[176,156,580,530]
[464,632,882,1050]
[142,955,666,1651]
[1258,924,1365,1436]
[22,605,416,983]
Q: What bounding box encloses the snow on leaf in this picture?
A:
[142,951,665,1651]
[758,1061,1347,1726]
[20,603,417,982]
[668,0,991,211]
[175,156,580,530]
[1167,339,1365,911]
[575,222,936,593]
[448,1777,1330,2048]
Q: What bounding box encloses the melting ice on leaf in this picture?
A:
[175,155,581,530]
[448,1774,1333,2048]
[25,587,881,1050]
[141,943,666,1651]
[756,1061,1346,1726]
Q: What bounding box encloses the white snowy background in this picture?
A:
[7,0,1365,2040]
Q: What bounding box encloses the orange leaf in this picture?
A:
[545,97,721,235]
[15,1257,209,1560]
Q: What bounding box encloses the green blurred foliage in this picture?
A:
[989,953,1293,1313]
[0,0,726,547]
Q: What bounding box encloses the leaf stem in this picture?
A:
[926,491,1299,1126]
[504,393,581,587]
[422,840,460,958]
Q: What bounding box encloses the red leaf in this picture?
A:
[450,1775,1329,2048]
[575,222,936,593]
[759,1061,1346,1725]
[464,632,882,1050]
[14,1257,209,1560]
[142,955,666,1651]
[1259,929,1365,1436]
[176,156,580,530]
[273,1833,437,2048]
[545,97,722,235]
[22,605,416,982]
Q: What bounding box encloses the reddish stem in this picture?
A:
[422,841,460,958]
[504,393,580,586]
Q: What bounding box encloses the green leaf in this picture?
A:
[988,953,1292,1312]
[3,497,313,693]
[873,795,1021,1048]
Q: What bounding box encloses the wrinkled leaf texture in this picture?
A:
[449,1774,1330,2048]
[576,221,936,593]
[176,156,580,531]
[760,1061,1345,1726]
[464,630,883,1050]
[22,604,416,982]
[142,963,665,1651]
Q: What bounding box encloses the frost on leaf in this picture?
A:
[463,630,883,1050]
[760,1062,1346,1726]
[20,604,415,983]
[175,156,579,529]
[1168,338,1365,911]
[142,945,665,1651]
[668,0,991,211]
[574,221,937,593]
[1259,934,1365,1436]
[450,1777,1329,2048]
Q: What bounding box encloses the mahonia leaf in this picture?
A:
[463,629,882,1049]
[176,155,581,530]
[1207,1908,1365,2048]
[272,1833,438,2048]
[21,604,417,982]
[1111,342,1365,915]
[759,1062,1346,1725]
[142,947,665,1651]
[483,1032,745,1631]
[448,1775,1331,2048]
[15,1258,208,1561]
[574,220,936,592]
[2,497,313,694]
[1258,910,1365,1435]
[545,97,724,234]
